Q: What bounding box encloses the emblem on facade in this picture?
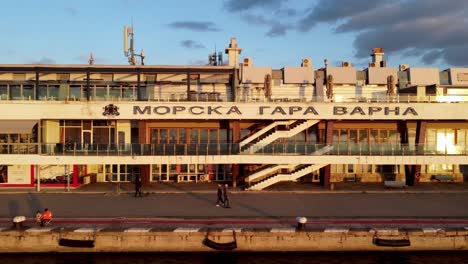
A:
[103,104,120,116]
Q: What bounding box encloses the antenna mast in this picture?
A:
[123,21,145,65]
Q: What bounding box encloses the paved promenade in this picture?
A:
[1,182,467,230]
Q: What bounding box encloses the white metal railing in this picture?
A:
[0,94,467,103]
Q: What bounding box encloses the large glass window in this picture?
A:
[123,87,135,100]
[10,85,22,100]
[151,127,223,145]
[109,86,121,99]
[191,129,199,144]
[94,86,107,100]
[179,128,186,144]
[0,85,8,100]
[70,85,82,100]
[200,129,208,143]
[23,85,34,99]
[48,85,59,100]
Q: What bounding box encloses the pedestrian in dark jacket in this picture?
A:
[216,184,224,207]
[222,184,230,208]
[134,176,143,197]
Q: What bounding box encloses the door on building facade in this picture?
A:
[105,164,140,182]
[379,165,397,181]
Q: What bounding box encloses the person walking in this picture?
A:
[216,184,224,207]
[222,184,231,208]
[134,176,143,197]
[40,208,52,227]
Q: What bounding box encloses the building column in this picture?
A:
[413,120,427,184]
[140,165,150,185]
[320,121,333,187]
[73,165,79,187]
[137,70,141,100]
[138,120,149,184]
[231,68,238,101]
[35,165,40,192]
[232,120,240,187]
[398,121,413,186]
[86,70,90,101]
[35,70,39,100]
[186,71,191,101]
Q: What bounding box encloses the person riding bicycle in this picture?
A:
[40,208,53,227]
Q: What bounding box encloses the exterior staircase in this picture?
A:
[245,164,297,184]
[239,120,295,149]
[241,120,319,153]
[246,164,327,190]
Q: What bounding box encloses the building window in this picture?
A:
[0,85,8,100]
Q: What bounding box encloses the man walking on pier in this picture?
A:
[134,176,143,197]
[216,184,224,207]
[223,184,231,208]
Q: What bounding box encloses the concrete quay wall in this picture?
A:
[0,228,467,252]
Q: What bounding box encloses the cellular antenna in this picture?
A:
[123,21,146,65]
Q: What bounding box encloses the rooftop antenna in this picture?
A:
[207,44,223,66]
[88,52,94,65]
[124,19,145,65]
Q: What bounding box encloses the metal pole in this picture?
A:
[36,165,40,192]
[66,164,70,192]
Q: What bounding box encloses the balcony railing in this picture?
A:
[0,94,467,103]
[1,143,466,156]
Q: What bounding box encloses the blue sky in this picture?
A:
[1,0,467,69]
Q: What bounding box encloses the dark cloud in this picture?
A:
[242,14,292,37]
[266,23,290,37]
[298,0,468,66]
[421,50,443,65]
[168,21,220,32]
[181,40,205,49]
[298,0,390,32]
[64,7,78,16]
[223,0,286,12]
[275,8,297,17]
[224,0,295,37]
[31,57,55,64]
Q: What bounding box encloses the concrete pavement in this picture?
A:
[1,182,468,194]
[0,192,467,219]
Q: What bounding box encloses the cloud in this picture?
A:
[168,21,220,32]
[181,40,205,49]
[64,7,78,16]
[297,0,468,66]
[242,14,292,37]
[275,8,297,17]
[31,57,56,64]
[223,0,286,12]
[421,50,443,65]
[224,0,295,37]
[298,0,391,32]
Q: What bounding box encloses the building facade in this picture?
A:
[0,38,467,190]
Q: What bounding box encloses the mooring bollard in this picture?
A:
[12,216,26,230]
[296,216,307,231]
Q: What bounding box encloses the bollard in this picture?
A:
[12,216,26,230]
[296,216,307,231]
